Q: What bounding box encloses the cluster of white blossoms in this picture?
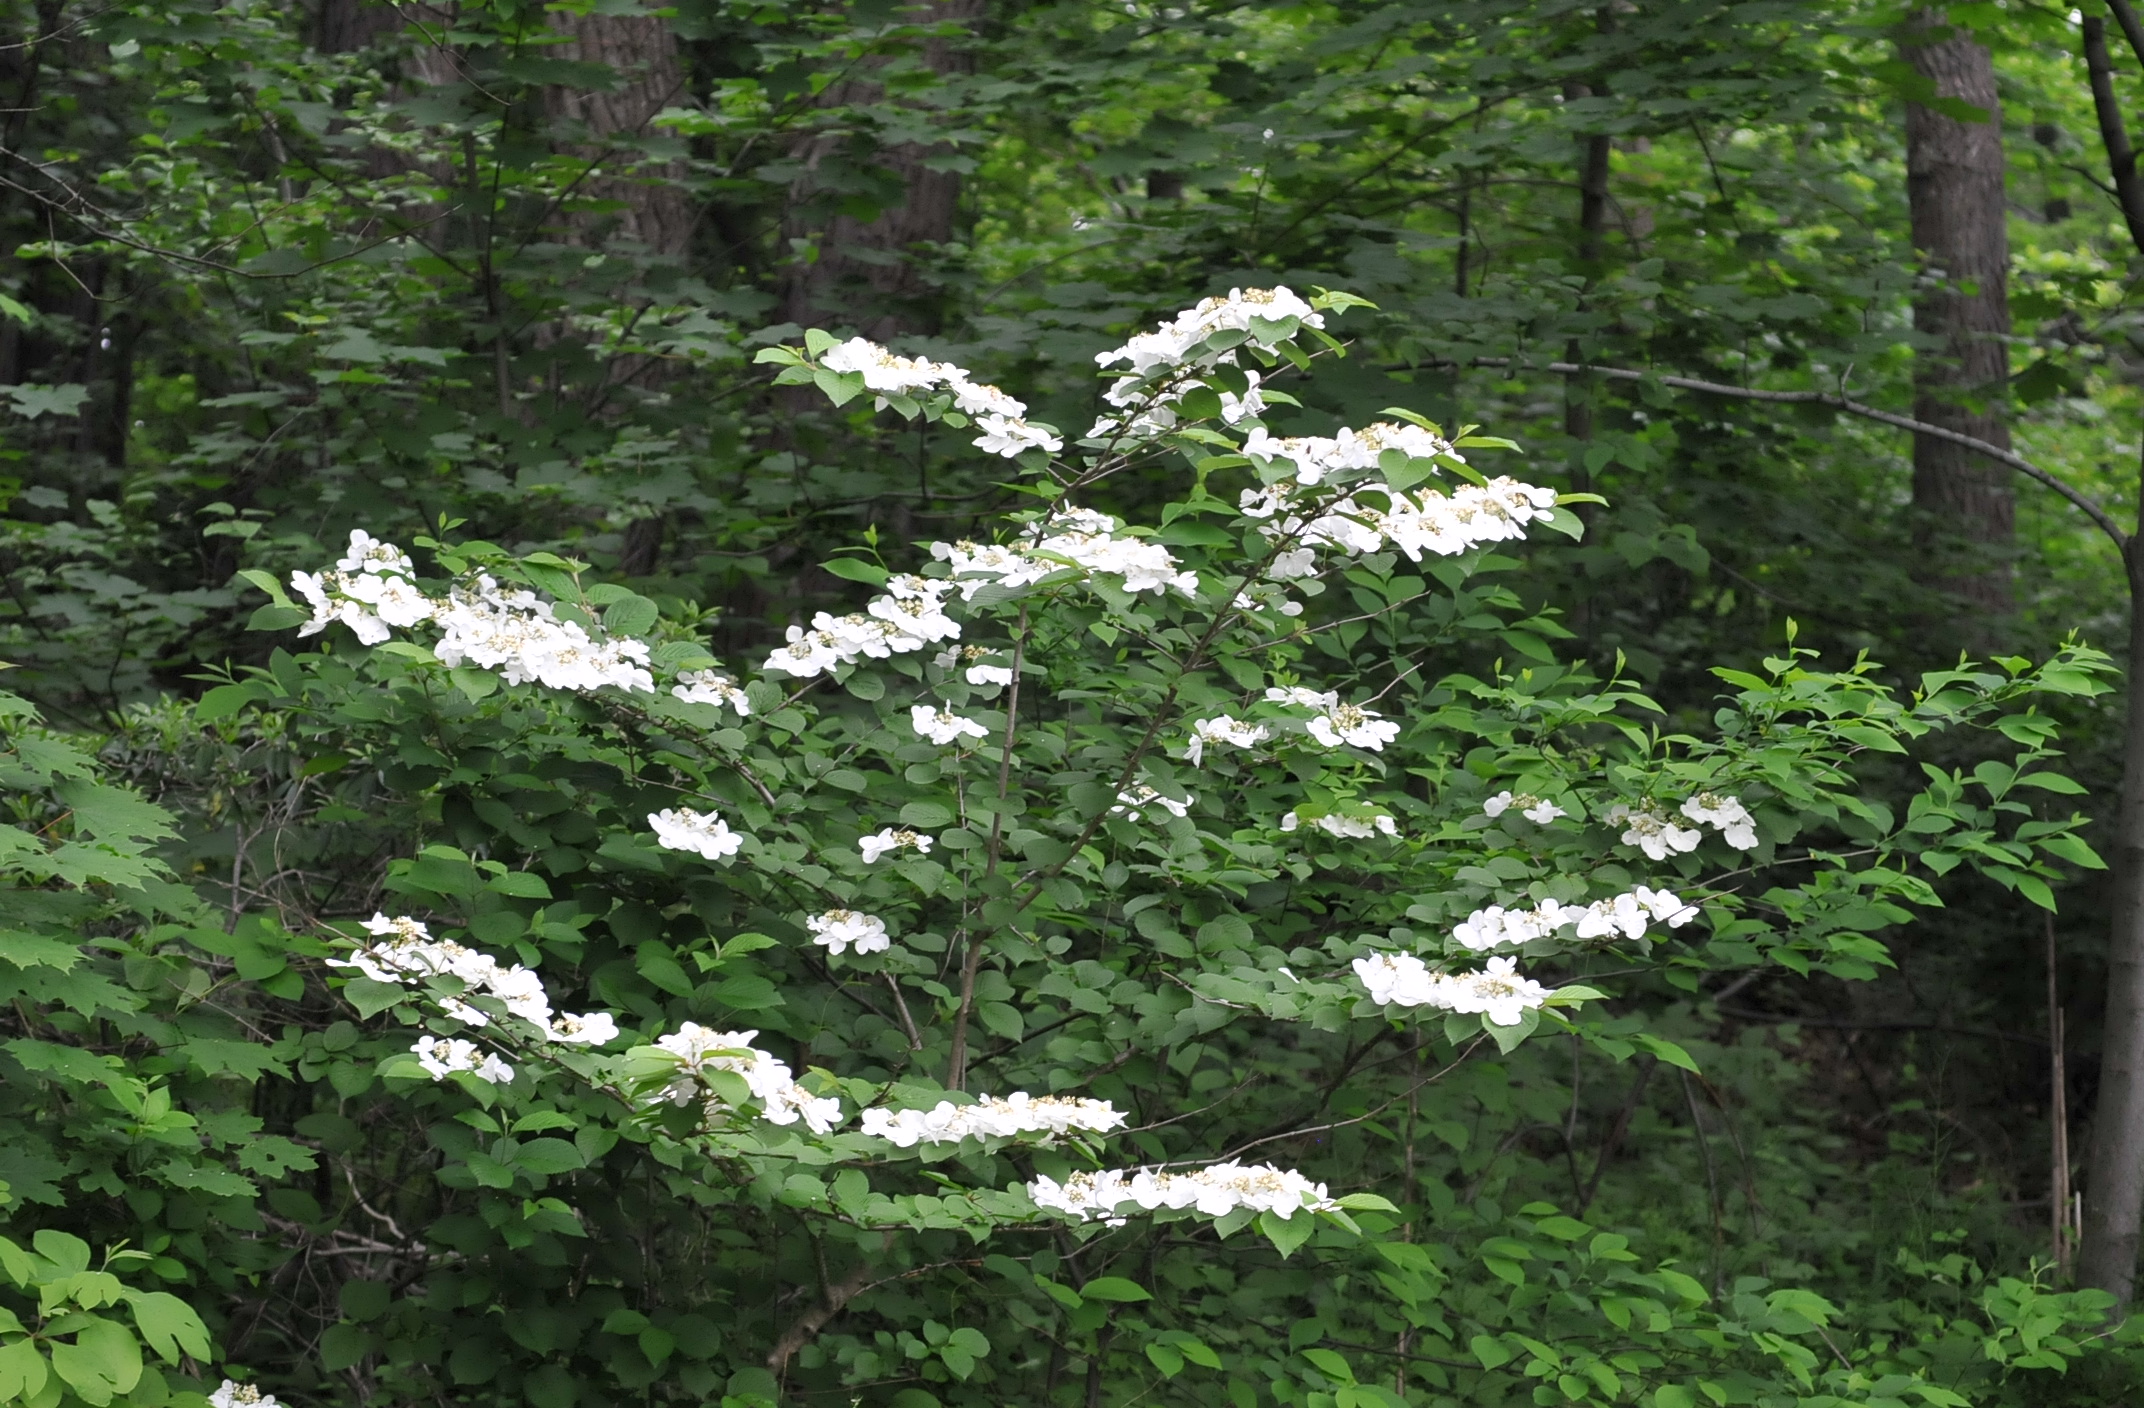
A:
[806,910,890,956]
[413,1035,514,1085]
[932,506,1198,600]
[821,336,1064,458]
[1089,364,1266,441]
[1186,715,1270,766]
[1282,809,1399,838]
[649,807,745,861]
[1241,474,1558,566]
[1259,686,1401,752]
[763,573,963,680]
[861,1093,1127,1148]
[1610,794,1758,859]
[672,669,750,713]
[1029,1160,1336,1225]
[1113,784,1193,821]
[1239,420,1456,487]
[860,828,934,864]
[1094,286,1325,377]
[912,704,990,746]
[1484,790,1567,824]
[1450,886,1696,952]
[1351,953,1553,1026]
[653,1023,841,1134]
[293,530,432,646]
[1681,792,1758,849]
[211,1382,282,1408]
[292,532,659,694]
[332,914,619,1046]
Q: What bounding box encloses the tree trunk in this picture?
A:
[542,12,693,259]
[1903,18,2014,620]
[777,0,985,340]
[2080,534,2144,1302]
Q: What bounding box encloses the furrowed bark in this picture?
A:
[1902,13,2014,620]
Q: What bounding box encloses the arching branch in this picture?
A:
[1444,357,2130,551]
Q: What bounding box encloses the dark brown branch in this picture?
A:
[2082,17,2144,253]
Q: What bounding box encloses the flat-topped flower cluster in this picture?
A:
[820,337,1063,458]
[330,913,619,1054]
[652,1023,843,1134]
[1452,886,1697,952]
[1028,1160,1337,1225]
[861,1093,1127,1148]
[1351,953,1554,1026]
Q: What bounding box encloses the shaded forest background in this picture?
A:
[11,0,2144,1402]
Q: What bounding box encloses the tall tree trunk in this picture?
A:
[777,0,985,340]
[1903,17,2014,620]
[2081,529,2144,1302]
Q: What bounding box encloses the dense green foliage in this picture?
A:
[8,0,2144,1405]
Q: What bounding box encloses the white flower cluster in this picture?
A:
[1240,420,1456,487]
[1260,686,1400,751]
[1681,792,1758,849]
[672,669,751,713]
[1094,286,1325,377]
[211,1382,282,1408]
[806,910,890,956]
[291,532,658,694]
[331,914,619,1047]
[860,828,934,864]
[1352,953,1553,1026]
[763,574,963,680]
[1029,1160,1335,1225]
[1450,887,1696,952]
[1113,784,1192,821]
[293,530,432,646]
[413,1035,514,1084]
[653,1023,841,1134]
[1282,809,1399,838]
[861,1092,1127,1148]
[1089,365,1266,440]
[1186,715,1270,765]
[821,336,1064,458]
[932,506,1198,600]
[1610,794,1758,859]
[649,806,745,860]
[912,704,990,746]
[1241,474,1557,564]
[1484,790,1567,824]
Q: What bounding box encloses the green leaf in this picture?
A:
[511,1138,587,1176]
[125,1294,210,1364]
[1076,1277,1150,1303]
[1631,1033,1700,1073]
[1258,1209,1314,1258]
[49,1317,141,1405]
[1302,1348,1355,1384]
[821,556,888,586]
[0,1338,49,1401]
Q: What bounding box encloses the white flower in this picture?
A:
[1351,953,1552,1026]
[652,1023,842,1134]
[1113,784,1192,820]
[862,1092,1126,1148]
[1264,685,1339,709]
[1306,702,1400,751]
[649,807,745,860]
[1187,715,1269,765]
[807,910,891,956]
[764,625,845,678]
[972,412,1064,458]
[966,663,1014,687]
[211,1382,282,1408]
[1278,809,1397,838]
[412,1036,513,1083]
[859,828,933,864]
[1267,547,1318,579]
[672,668,751,713]
[911,704,989,746]
[550,1011,621,1046]
[335,529,417,577]
[1484,790,1567,824]
[1449,887,1697,952]
[1681,791,1758,850]
[1609,803,1703,861]
[1094,287,1326,378]
[1029,1159,1334,1225]
[343,570,435,628]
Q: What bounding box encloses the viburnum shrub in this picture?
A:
[188,288,2121,1408]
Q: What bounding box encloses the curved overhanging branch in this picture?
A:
[1444,357,2132,553]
